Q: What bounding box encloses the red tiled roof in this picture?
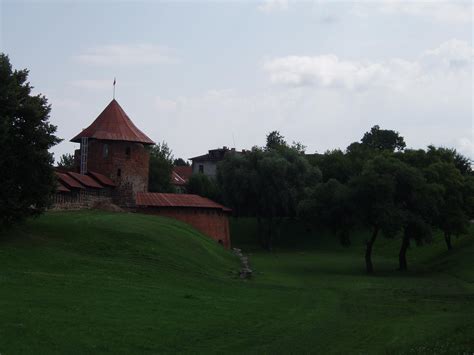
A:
[136,192,231,212]
[70,99,155,145]
[67,172,104,189]
[170,171,186,186]
[88,171,116,187]
[56,182,71,192]
[55,172,85,189]
[173,166,192,181]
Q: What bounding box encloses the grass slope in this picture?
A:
[1,211,473,354]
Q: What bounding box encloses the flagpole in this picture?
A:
[113,77,116,99]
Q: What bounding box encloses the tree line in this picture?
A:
[213,126,473,273]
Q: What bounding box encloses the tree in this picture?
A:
[266,130,287,151]
[57,153,75,170]
[308,150,353,183]
[427,146,472,176]
[350,156,404,273]
[187,173,220,201]
[148,142,174,193]
[425,162,469,250]
[361,125,406,152]
[298,178,354,246]
[173,158,189,166]
[0,54,61,227]
[218,144,321,249]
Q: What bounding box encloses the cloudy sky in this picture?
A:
[1,0,473,161]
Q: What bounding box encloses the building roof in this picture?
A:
[189,147,240,162]
[70,99,155,145]
[171,171,187,186]
[67,172,104,189]
[173,166,192,181]
[88,171,116,187]
[56,182,71,192]
[55,172,85,189]
[136,192,231,212]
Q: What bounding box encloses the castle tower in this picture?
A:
[71,99,155,205]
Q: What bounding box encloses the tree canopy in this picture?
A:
[0,54,61,227]
[57,153,75,170]
[148,142,174,193]
[360,125,406,152]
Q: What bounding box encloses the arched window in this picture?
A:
[117,168,121,177]
[103,144,109,158]
[125,146,131,158]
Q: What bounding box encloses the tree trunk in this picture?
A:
[398,236,409,271]
[257,217,265,248]
[444,232,453,251]
[365,227,379,274]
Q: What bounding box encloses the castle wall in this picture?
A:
[51,189,113,210]
[138,207,231,249]
[80,140,149,206]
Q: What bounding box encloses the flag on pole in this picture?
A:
[113,77,116,99]
[113,77,116,86]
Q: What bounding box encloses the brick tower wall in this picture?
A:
[80,140,150,206]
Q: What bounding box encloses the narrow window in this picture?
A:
[199,164,204,173]
[125,146,131,158]
[103,144,109,158]
[117,168,121,177]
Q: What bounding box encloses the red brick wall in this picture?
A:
[139,207,231,249]
[75,140,150,206]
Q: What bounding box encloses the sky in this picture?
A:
[1,0,473,161]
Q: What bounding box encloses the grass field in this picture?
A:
[0,211,473,354]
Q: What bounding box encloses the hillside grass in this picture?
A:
[0,211,473,354]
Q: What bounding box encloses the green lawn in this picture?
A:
[0,211,473,354]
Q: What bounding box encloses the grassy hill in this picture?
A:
[0,211,473,354]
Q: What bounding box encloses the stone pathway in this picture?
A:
[232,248,253,279]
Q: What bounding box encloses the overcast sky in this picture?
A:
[1,0,472,161]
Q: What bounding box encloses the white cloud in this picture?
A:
[75,44,174,66]
[258,0,288,13]
[422,39,474,71]
[457,137,474,158]
[263,55,420,90]
[263,39,472,91]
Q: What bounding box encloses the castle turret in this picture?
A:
[71,99,155,206]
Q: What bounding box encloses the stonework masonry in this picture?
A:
[52,190,113,210]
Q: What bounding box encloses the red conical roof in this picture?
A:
[71,99,155,145]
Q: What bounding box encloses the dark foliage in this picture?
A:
[148,142,175,193]
[187,173,221,201]
[173,158,189,166]
[360,125,406,152]
[57,153,75,170]
[0,54,61,227]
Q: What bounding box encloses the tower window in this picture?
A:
[125,146,131,158]
[103,144,109,158]
[117,168,121,177]
[199,164,204,173]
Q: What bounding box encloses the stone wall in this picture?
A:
[51,190,113,210]
[139,207,231,248]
